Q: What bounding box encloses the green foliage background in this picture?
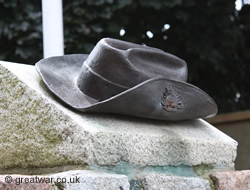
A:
[0,0,249,113]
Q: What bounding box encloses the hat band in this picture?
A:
[76,62,129,101]
[84,62,129,89]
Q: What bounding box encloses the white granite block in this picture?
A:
[0,170,129,190]
[142,173,211,190]
[0,61,237,172]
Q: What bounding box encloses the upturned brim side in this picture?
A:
[35,54,218,121]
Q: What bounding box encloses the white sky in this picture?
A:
[235,0,243,10]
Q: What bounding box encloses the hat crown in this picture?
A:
[76,38,188,101]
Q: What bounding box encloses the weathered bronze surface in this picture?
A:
[35,38,217,120]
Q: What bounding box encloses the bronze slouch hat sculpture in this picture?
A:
[36,38,217,120]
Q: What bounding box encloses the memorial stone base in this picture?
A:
[0,61,244,189]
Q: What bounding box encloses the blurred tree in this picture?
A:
[0,0,43,63]
[0,0,249,113]
[235,4,250,113]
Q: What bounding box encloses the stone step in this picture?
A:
[0,170,210,190]
[1,170,250,190]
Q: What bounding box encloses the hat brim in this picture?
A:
[35,54,217,121]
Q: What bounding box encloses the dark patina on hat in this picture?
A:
[35,38,217,120]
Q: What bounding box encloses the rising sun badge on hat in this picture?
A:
[35,38,217,121]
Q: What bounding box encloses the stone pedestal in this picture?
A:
[0,61,238,189]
